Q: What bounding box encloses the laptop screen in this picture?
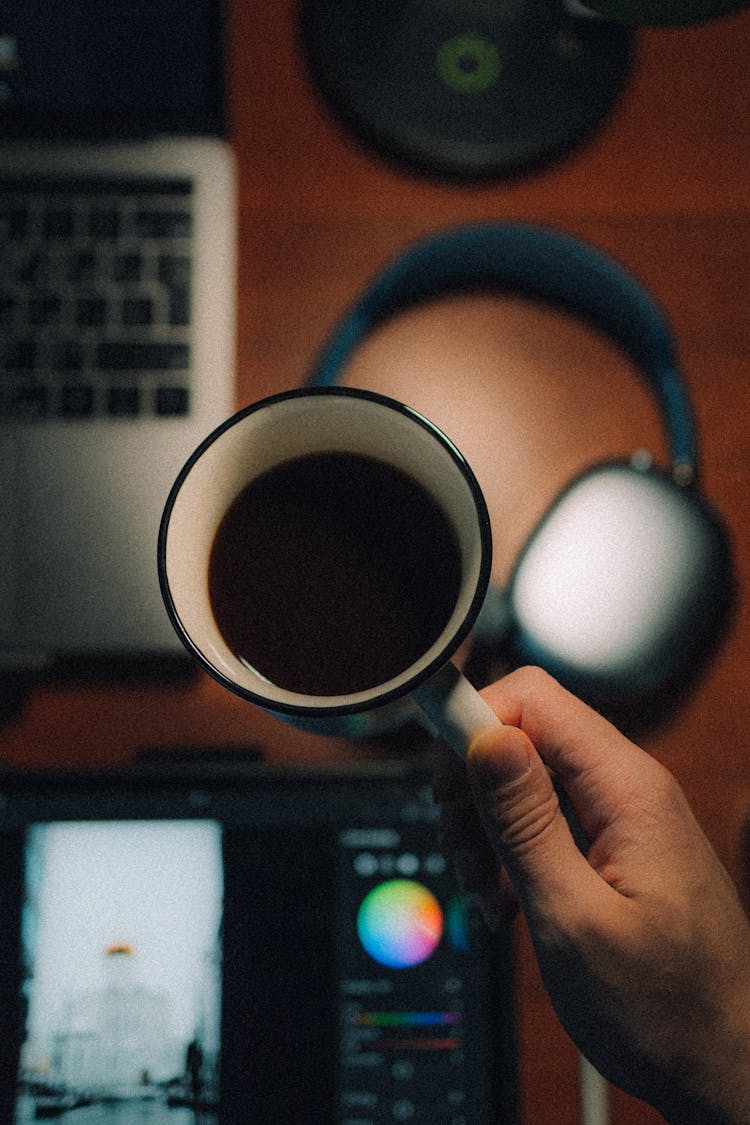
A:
[0,0,225,139]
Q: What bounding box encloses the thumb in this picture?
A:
[467,724,598,921]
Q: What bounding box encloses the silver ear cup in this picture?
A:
[502,462,733,721]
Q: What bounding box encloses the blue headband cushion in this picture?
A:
[308,221,697,478]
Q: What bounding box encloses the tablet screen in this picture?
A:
[0,758,517,1124]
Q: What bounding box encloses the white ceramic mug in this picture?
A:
[158,387,501,755]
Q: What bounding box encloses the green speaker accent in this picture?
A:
[581,0,749,24]
[435,33,502,95]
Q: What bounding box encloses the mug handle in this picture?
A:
[410,661,502,757]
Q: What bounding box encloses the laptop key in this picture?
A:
[44,208,75,239]
[15,252,49,285]
[89,208,120,239]
[108,386,141,416]
[55,341,84,371]
[5,383,48,418]
[76,296,108,327]
[154,386,189,415]
[0,294,16,327]
[4,339,36,370]
[135,210,191,239]
[29,293,62,327]
[68,250,98,283]
[113,252,142,283]
[158,254,191,286]
[168,287,190,326]
[60,384,95,417]
[98,341,190,371]
[122,297,153,327]
[0,204,28,241]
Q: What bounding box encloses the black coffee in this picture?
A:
[208,451,462,695]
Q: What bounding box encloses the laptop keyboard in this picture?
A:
[0,177,194,420]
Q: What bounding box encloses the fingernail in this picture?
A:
[468,725,533,787]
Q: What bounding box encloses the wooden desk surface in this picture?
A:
[2,5,749,1122]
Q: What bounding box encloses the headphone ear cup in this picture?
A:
[504,461,734,725]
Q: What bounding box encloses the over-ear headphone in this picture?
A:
[307,222,735,729]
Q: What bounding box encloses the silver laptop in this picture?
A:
[0,0,236,676]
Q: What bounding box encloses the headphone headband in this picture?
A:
[308,222,697,478]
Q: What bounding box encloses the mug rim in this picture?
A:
[158,386,493,717]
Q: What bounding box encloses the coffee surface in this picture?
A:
[208,451,462,695]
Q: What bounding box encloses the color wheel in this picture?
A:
[357,879,444,968]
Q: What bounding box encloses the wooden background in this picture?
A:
[2,4,749,1122]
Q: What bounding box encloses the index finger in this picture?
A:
[479,667,660,828]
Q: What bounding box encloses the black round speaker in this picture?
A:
[299,0,633,181]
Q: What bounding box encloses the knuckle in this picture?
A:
[489,771,561,856]
[512,664,557,694]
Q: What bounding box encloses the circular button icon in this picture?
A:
[435,33,502,94]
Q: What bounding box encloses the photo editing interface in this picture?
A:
[0,763,516,1124]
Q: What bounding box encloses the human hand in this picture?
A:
[436,666,750,1124]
